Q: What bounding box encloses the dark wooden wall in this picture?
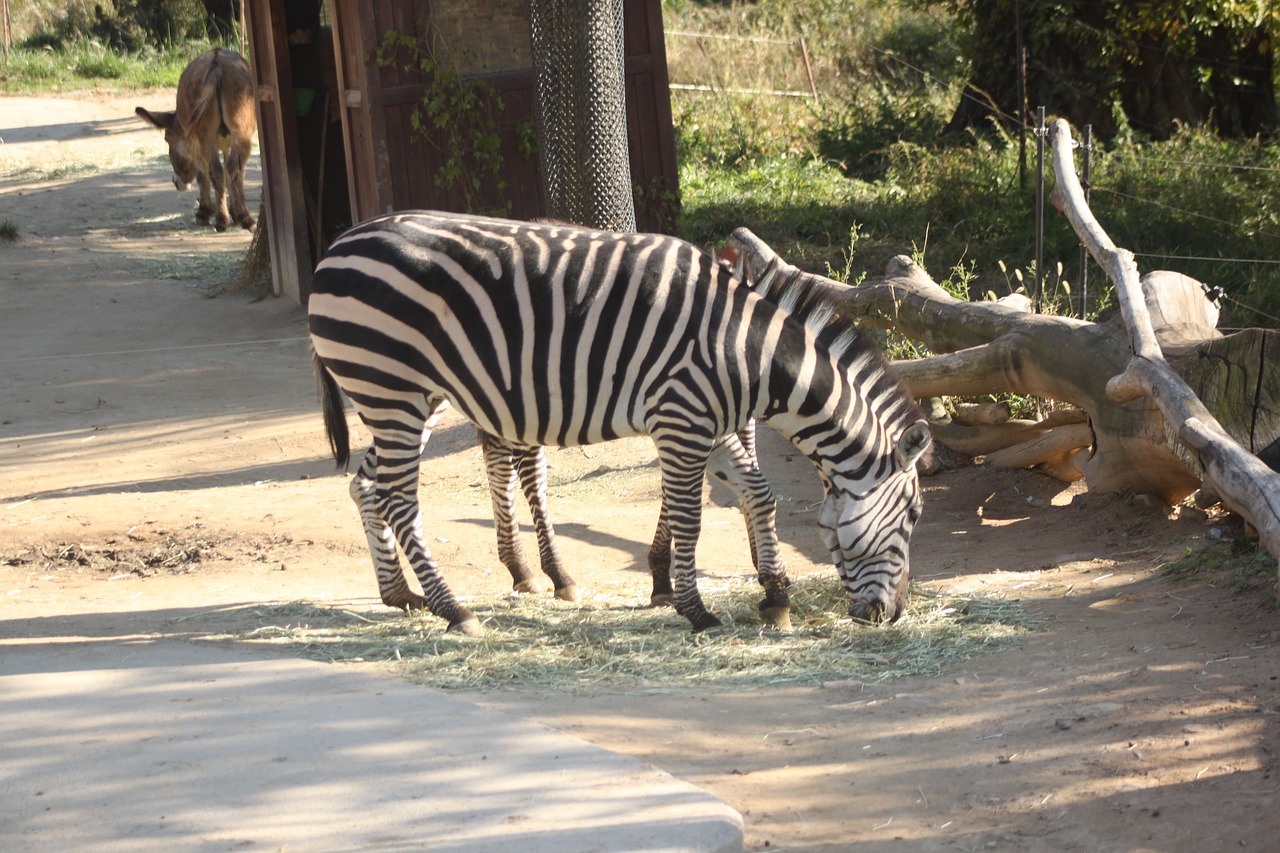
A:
[248,0,680,302]
[329,0,679,231]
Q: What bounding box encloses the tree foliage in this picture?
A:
[936,0,1278,139]
[17,0,235,51]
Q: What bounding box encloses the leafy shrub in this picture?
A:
[17,0,210,51]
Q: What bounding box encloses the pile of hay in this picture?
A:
[197,572,1038,692]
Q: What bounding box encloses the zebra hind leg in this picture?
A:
[647,498,675,608]
[513,444,579,601]
[364,403,480,635]
[480,431,545,595]
[350,447,429,611]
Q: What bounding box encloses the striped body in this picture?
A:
[309,211,930,632]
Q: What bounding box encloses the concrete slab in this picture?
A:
[0,639,743,853]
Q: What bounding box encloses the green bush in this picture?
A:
[15,0,211,51]
[666,0,1279,328]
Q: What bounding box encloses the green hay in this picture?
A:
[192,573,1039,692]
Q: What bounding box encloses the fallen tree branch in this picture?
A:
[728,229,1201,501]
[1047,118,1280,588]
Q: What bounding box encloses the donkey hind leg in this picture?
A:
[706,433,792,631]
[651,431,720,633]
[225,137,255,230]
[208,152,230,231]
[647,423,760,609]
[194,166,215,225]
[513,443,579,600]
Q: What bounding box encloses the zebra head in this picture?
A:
[818,420,932,623]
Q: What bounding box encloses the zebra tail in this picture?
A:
[312,349,350,470]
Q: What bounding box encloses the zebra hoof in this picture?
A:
[446,616,484,637]
[847,600,888,624]
[554,584,580,602]
[689,613,723,634]
[649,593,675,609]
[513,578,548,595]
[759,605,792,632]
[383,592,430,612]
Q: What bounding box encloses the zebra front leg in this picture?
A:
[647,424,762,610]
[647,497,674,607]
[654,435,720,633]
[513,444,579,601]
[349,447,428,611]
[708,435,791,631]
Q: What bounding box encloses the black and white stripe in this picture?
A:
[310,211,930,633]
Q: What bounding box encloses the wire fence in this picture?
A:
[670,26,1278,328]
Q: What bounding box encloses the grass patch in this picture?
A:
[1160,537,1276,599]
[0,220,18,241]
[190,574,1038,692]
[0,42,216,93]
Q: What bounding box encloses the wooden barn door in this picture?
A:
[245,0,314,303]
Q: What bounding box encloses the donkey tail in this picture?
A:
[312,348,350,470]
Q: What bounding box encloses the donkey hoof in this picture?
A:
[759,606,792,632]
[554,584,580,603]
[239,215,256,231]
[447,616,483,637]
[649,593,675,609]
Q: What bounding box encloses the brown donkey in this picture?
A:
[136,48,256,231]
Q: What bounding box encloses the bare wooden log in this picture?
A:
[984,423,1093,477]
[952,401,1012,426]
[727,229,1201,502]
[931,419,1058,456]
[1048,118,1280,584]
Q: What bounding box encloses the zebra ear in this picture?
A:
[896,420,933,470]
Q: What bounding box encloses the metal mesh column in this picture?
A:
[528,0,636,232]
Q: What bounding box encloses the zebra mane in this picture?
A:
[744,253,873,366]
[738,247,926,432]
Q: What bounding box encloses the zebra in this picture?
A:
[309,210,931,635]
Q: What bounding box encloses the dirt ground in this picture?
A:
[2,93,1278,852]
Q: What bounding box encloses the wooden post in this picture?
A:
[799,36,817,102]
[1077,124,1092,318]
[1034,106,1045,312]
[2,0,11,63]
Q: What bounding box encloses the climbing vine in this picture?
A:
[374,29,527,215]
